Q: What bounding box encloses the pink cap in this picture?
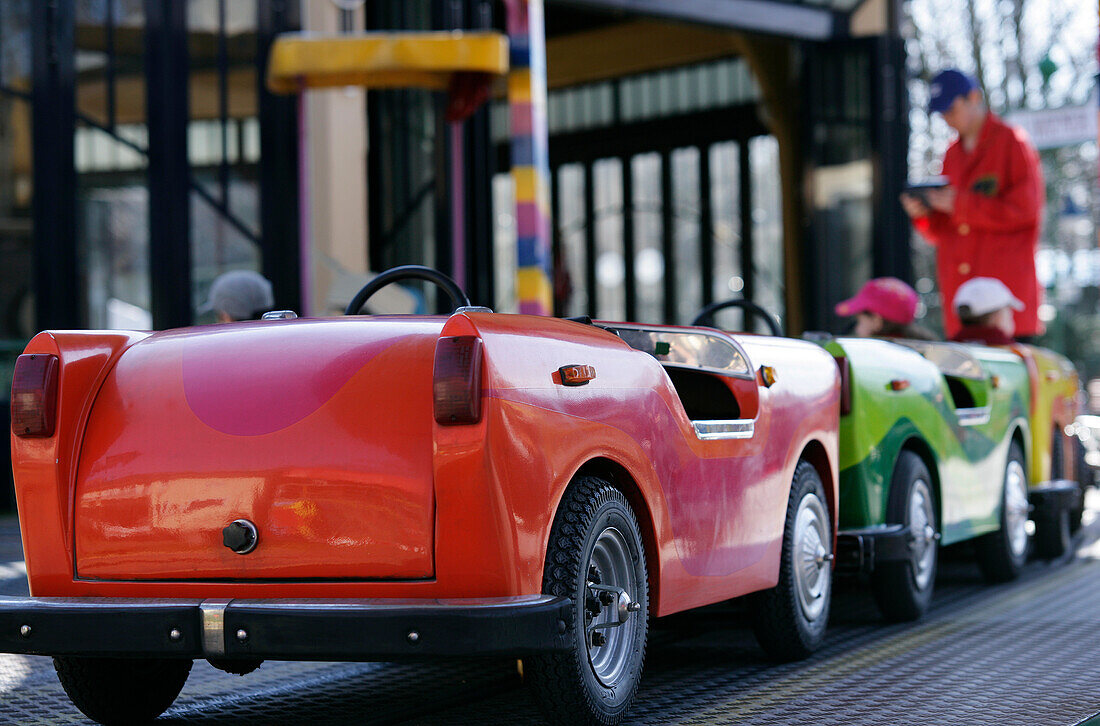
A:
[834,277,919,324]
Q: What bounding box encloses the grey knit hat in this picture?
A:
[201,270,274,321]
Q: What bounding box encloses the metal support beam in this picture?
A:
[660,150,676,324]
[551,0,846,41]
[464,105,495,308]
[583,162,597,317]
[699,145,714,307]
[31,0,79,330]
[871,34,910,283]
[257,0,302,313]
[621,156,636,321]
[433,0,456,304]
[144,0,192,329]
[550,165,563,316]
[739,141,754,310]
[463,1,497,309]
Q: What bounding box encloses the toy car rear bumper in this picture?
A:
[1029,480,1082,519]
[0,595,572,660]
[836,525,913,575]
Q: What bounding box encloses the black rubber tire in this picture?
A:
[1033,507,1071,559]
[54,656,192,725]
[1071,437,1089,533]
[975,441,1030,583]
[528,476,649,726]
[1050,423,1066,480]
[748,461,832,661]
[1035,426,1082,549]
[871,451,938,621]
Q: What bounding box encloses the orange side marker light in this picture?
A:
[559,365,596,386]
[759,366,778,388]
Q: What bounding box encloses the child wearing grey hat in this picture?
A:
[201,270,274,322]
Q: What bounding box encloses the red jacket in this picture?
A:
[950,324,1015,347]
[913,114,1044,337]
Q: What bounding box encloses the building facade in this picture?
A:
[0,0,908,509]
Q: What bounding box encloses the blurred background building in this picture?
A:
[0,0,1095,511]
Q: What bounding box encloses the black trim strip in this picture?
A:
[550,0,848,41]
[0,596,572,660]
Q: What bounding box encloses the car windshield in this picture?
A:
[601,324,753,378]
[893,340,986,381]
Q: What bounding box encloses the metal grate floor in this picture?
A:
[1,503,1100,726]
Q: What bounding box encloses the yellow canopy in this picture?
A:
[266,31,509,94]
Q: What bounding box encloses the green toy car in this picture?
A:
[692,300,1084,622]
[827,337,1082,620]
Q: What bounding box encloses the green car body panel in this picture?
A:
[825,338,1031,546]
[1014,344,1081,487]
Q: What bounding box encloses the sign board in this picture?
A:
[1006,92,1098,150]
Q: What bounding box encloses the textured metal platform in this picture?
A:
[2,501,1100,726]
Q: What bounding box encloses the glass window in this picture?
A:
[750,135,785,328]
[492,172,516,312]
[0,0,34,345]
[594,158,625,321]
[672,147,702,325]
[367,0,441,311]
[631,153,663,324]
[187,0,262,319]
[709,141,742,326]
[75,2,151,329]
[555,164,588,318]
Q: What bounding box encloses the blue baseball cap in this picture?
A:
[928,69,977,113]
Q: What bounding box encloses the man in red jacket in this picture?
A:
[901,69,1044,338]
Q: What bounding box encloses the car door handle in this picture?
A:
[889,379,910,391]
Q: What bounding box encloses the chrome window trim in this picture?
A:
[956,406,992,427]
[693,419,756,440]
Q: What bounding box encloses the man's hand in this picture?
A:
[900,193,929,219]
[925,186,956,214]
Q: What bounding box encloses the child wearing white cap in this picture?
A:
[950,277,1026,346]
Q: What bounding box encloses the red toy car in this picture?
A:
[5,267,839,725]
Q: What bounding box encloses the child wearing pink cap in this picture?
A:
[835,277,936,340]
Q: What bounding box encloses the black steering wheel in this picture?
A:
[345,265,471,315]
[692,299,783,337]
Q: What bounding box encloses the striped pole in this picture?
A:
[504,0,553,315]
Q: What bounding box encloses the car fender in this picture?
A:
[11,330,150,594]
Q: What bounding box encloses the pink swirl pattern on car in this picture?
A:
[181,325,406,436]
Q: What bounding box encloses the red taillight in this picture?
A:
[11,354,59,438]
[433,336,483,425]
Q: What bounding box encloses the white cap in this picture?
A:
[953,277,1025,318]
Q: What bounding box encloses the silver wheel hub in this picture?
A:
[1004,460,1029,557]
[794,493,831,622]
[584,526,641,687]
[907,479,937,591]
